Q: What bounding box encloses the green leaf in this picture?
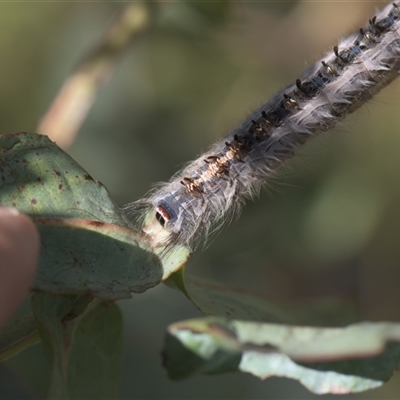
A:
[0,132,125,223]
[180,273,293,323]
[67,298,123,399]
[32,293,123,400]
[163,318,241,380]
[164,317,400,394]
[36,219,164,299]
[32,293,87,399]
[0,132,190,299]
[169,269,357,326]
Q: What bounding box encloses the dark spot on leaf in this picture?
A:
[54,170,61,176]
[83,173,93,181]
[22,158,28,164]
[89,221,104,227]
[31,199,37,205]
[76,200,81,205]
[36,177,41,182]
[58,184,63,190]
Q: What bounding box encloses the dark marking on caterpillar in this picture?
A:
[181,177,203,197]
[204,155,230,179]
[124,3,400,251]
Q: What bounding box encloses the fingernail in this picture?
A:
[0,206,20,217]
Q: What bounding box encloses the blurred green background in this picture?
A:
[1,0,400,398]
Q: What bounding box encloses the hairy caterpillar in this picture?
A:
[124,2,400,251]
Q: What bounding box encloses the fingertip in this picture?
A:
[0,207,40,326]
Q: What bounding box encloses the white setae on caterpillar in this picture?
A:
[125,2,400,251]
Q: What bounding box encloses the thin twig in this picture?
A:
[38,3,153,149]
